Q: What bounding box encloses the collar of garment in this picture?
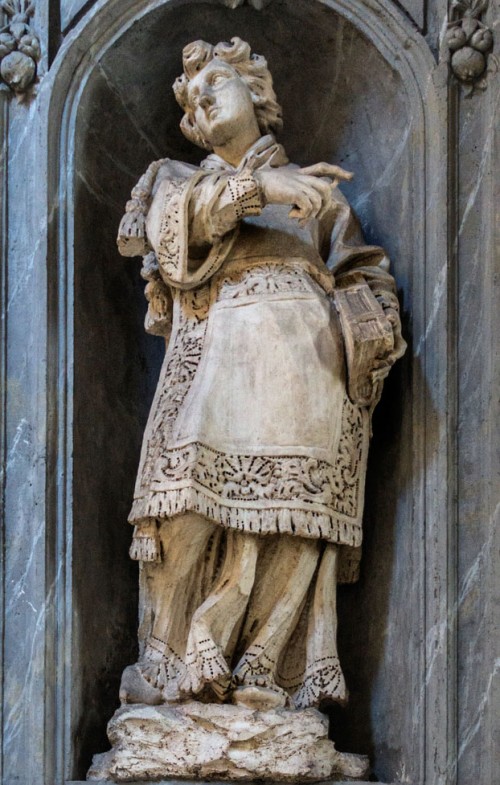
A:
[200,134,289,173]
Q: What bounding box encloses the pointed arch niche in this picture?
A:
[45,1,452,782]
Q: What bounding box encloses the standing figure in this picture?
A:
[116,37,405,715]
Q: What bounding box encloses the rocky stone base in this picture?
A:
[87,702,369,782]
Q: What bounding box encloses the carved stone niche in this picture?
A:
[44,0,449,783]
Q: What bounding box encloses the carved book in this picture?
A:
[335,275,394,406]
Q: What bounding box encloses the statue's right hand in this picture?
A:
[255,169,337,227]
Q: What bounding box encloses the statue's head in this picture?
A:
[173,37,283,151]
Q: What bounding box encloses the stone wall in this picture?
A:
[0,1,497,784]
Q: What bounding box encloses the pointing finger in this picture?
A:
[299,163,354,183]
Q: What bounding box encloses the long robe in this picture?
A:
[118,135,399,707]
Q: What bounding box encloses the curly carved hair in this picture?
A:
[173,37,283,151]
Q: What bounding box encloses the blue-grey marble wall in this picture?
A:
[59,0,428,33]
[0,1,497,784]
[455,17,499,781]
[70,3,417,780]
[61,0,89,31]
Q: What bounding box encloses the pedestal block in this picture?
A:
[87,702,369,782]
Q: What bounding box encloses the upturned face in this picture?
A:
[186,59,258,148]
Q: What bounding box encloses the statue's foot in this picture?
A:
[119,664,163,706]
[233,684,286,710]
[233,675,289,710]
[120,660,184,705]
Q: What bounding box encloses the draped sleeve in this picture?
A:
[325,188,398,303]
[324,188,405,405]
[145,167,263,290]
[324,190,404,584]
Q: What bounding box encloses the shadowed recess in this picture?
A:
[72,0,415,780]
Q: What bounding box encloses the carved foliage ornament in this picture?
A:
[0,0,40,95]
[446,0,496,95]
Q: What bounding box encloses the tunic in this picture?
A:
[124,135,398,583]
[116,135,401,708]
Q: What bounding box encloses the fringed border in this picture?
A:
[129,523,161,563]
[128,484,362,548]
[292,664,348,709]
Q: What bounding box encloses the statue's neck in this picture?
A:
[213,128,262,169]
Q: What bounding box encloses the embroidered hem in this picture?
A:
[292,658,348,709]
[128,484,362,548]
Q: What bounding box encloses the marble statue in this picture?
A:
[88,37,406,782]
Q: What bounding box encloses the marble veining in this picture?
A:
[415,262,447,356]
[0,1,496,783]
[96,61,165,160]
[458,657,500,760]
[61,0,90,30]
